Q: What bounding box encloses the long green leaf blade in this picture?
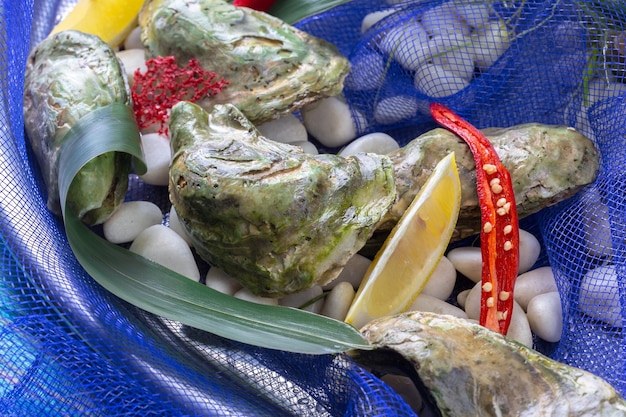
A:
[269,0,351,24]
[58,103,370,354]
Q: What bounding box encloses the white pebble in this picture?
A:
[374,95,418,124]
[139,133,171,186]
[468,19,510,69]
[301,96,358,147]
[408,293,468,319]
[257,114,308,144]
[103,201,163,244]
[280,285,324,313]
[291,141,318,155]
[453,3,490,28]
[456,289,471,309]
[234,288,279,306]
[518,229,541,274]
[583,197,613,258]
[130,225,200,281]
[116,49,146,87]
[380,19,430,71]
[514,266,557,311]
[168,205,192,246]
[344,52,387,91]
[361,9,396,33]
[320,282,355,321]
[338,132,399,157]
[324,253,371,290]
[414,62,470,97]
[205,267,242,295]
[527,292,563,342]
[579,265,622,328]
[430,42,475,82]
[421,256,457,301]
[506,300,533,347]
[447,246,482,282]
[123,26,143,50]
[421,2,469,37]
[464,281,532,347]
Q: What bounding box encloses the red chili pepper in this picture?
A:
[430,103,519,335]
[232,0,276,12]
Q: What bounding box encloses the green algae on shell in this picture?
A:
[168,101,396,297]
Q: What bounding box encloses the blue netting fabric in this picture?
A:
[2,0,626,415]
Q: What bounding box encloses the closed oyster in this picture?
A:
[23,30,133,225]
[382,124,599,241]
[139,0,350,125]
[168,101,395,297]
[358,312,626,417]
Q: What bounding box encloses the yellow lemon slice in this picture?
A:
[51,0,145,47]
[345,152,461,329]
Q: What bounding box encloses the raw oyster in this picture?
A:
[139,0,350,125]
[358,312,626,417]
[168,101,395,297]
[382,124,599,241]
[23,30,133,225]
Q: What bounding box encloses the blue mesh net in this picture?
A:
[2,0,626,415]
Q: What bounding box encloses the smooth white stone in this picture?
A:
[123,26,143,50]
[103,201,163,244]
[373,95,418,124]
[518,229,541,274]
[168,205,192,246]
[408,293,468,319]
[130,225,200,281]
[345,52,387,92]
[139,133,171,186]
[205,267,242,295]
[527,292,563,342]
[421,256,457,301]
[257,114,308,144]
[447,246,482,282]
[464,281,533,347]
[454,3,490,28]
[414,62,470,97]
[116,49,146,87]
[579,265,623,328]
[583,196,613,258]
[514,266,558,311]
[338,132,399,157]
[323,253,371,290]
[301,96,358,147]
[456,289,471,309]
[380,19,430,71]
[280,285,324,313]
[291,141,319,155]
[468,19,510,69]
[431,42,475,81]
[361,9,396,33]
[421,2,469,37]
[320,282,355,321]
[234,288,279,306]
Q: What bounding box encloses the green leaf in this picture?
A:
[57,103,371,354]
[269,0,351,24]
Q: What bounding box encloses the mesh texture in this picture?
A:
[1,0,626,415]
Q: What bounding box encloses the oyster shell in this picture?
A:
[359,312,626,417]
[23,30,133,225]
[168,101,395,297]
[138,0,350,125]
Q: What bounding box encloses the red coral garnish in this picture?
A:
[131,56,228,135]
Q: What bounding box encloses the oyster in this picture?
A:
[358,312,626,417]
[382,124,599,241]
[168,101,395,297]
[23,30,133,225]
[138,0,350,125]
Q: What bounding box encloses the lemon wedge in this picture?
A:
[345,152,461,329]
[51,0,145,47]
